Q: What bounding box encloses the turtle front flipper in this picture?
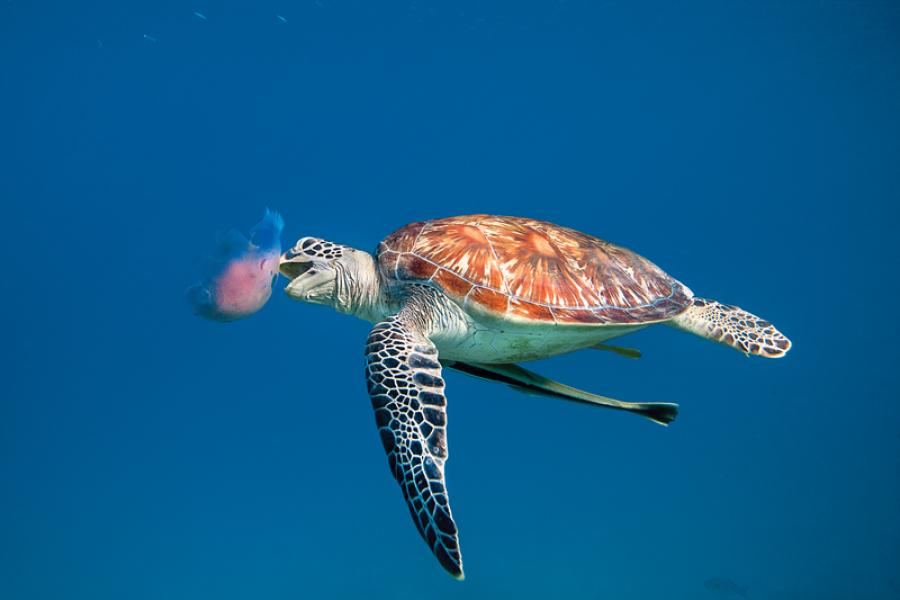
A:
[669,297,792,358]
[365,313,464,580]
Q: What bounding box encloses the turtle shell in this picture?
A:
[376,215,693,325]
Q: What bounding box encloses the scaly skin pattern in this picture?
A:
[280,214,793,580]
[377,214,693,325]
[364,296,464,579]
[285,236,348,261]
[670,298,792,358]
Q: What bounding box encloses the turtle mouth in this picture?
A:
[279,254,314,280]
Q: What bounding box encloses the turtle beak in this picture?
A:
[279,251,314,280]
[280,253,336,304]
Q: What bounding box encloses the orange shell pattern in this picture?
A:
[377,215,692,325]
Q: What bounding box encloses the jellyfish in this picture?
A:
[187,209,284,322]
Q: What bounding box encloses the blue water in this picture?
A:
[3,1,899,598]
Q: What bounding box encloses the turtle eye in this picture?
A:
[287,237,320,257]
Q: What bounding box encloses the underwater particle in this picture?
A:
[187,209,284,322]
[276,14,287,22]
[193,11,207,20]
[142,33,157,42]
[704,578,750,598]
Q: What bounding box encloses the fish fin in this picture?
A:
[445,361,676,426]
[589,343,642,359]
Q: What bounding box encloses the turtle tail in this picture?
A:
[669,297,791,358]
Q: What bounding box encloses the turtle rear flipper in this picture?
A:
[669,298,791,358]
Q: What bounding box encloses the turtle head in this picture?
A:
[280,236,381,318]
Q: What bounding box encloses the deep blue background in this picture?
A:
[2,1,899,598]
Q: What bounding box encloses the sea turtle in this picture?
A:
[279,214,791,579]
